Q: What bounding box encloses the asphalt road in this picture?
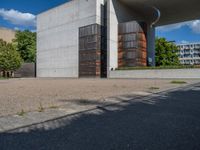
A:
[1,83,200,150]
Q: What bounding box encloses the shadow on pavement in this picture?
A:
[0,85,200,150]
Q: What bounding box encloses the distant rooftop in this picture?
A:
[0,27,16,43]
[177,42,200,46]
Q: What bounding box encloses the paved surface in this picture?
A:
[0,92,149,132]
[0,78,199,117]
[0,83,200,150]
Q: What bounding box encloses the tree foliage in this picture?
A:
[13,30,36,63]
[155,37,180,66]
[0,39,23,73]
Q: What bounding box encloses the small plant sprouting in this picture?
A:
[38,102,45,112]
[17,109,26,116]
[49,105,58,109]
[149,87,160,90]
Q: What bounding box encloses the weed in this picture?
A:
[149,87,160,90]
[38,103,45,112]
[17,109,26,116]
[171,81,187,84]
[49,105,58,109]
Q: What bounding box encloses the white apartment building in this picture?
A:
[177,43,200,65]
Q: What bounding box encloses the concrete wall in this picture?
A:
[109,69,200,79]
[37,0,157,78]
[107,0,119,75]
[0,27,15,43]
[37,0,105,77]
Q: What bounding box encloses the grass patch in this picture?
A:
[116,65,200,70]
[49,105,59,109]
[0,77,9,80]
[38,103,45,112]
[149,87,160,90]
[17,109,26,116]
[171,80,187,84]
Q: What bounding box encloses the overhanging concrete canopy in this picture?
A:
[107,0,200,68]
[119,0,200,26]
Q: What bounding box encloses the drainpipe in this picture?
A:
[150,7,161,27]
[147,7,161,66]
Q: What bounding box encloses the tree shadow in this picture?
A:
[58,94,140,106]
[59,99,107,106]
[0,85,200,150]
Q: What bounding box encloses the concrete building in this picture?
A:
[0,27,15,43]
[37,0,200,78]
[177,43,200,65]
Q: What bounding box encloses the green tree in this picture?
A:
[155,37,180,66]
[13,30,36,63]
[0,39,23,77]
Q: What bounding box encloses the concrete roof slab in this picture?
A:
[119,0,200,26]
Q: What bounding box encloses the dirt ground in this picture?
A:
[0,78,199,117]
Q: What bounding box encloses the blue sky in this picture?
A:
[0,0,200,44]
[156,21,200,44]
[0,0,69,31]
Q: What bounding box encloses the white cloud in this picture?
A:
[157,22,186,32]
[189,20,200,34]
[14,27,20,31]
[0,8,36,27]
[157,20,200,34]
[31,29,36,33]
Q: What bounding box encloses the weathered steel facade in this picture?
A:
[118,21,147,67]
[79,21,147,78]
[79,24,107,77]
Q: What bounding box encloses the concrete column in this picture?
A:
[107,0,119,77]
[147,25,156,66]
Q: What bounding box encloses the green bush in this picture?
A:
[0,39,23,77]
[155,37,180,66]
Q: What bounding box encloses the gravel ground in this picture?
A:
[0,78,199,117]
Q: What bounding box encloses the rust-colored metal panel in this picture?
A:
[118,21,147,67]
[79,24,107,77]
